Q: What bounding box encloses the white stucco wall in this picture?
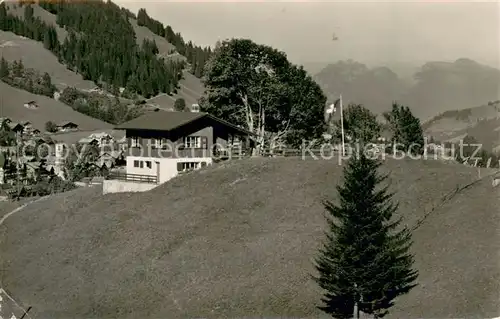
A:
[126,156,213,184]
[103,179,158,194]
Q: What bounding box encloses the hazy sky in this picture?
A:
[116,0,499,68]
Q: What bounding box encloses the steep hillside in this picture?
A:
[147,71,204,110]
[4,1,67,41]
[1,1,206,107]
[129,17,179,60]
[0,30,95,91]
[0,81,112,130]
[424,100,500,151]
[1,158,499,318]
[315,58,500,121]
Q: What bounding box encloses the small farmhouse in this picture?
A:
[23,101,39,109]
[105,111,251,193]
[56,121,78,132]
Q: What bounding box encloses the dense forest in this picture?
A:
[136,8,212,78]
[0,1,210,98]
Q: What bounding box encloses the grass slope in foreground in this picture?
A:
[1,158,499,318]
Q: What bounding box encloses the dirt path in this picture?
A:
[0,197,49,319]
[0,196,49,226]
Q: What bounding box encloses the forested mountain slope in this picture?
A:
[0,0,210,126]
[0,1,207,101]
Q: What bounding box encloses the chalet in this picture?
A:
[112,111,251,186]
[24,101,38,109]
[20,121,35,135]
[8,122,24,133]
[57,121,78,132]
[79,132,114,145]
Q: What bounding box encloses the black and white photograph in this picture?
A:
[0,0,499,318]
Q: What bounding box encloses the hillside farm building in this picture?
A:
[56,121,78,132]
[23,101,39,109]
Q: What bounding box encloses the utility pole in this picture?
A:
[16,129,22,199]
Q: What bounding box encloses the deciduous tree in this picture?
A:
[174,97,187,111]
[202,38,326,153]
[334,103,381,145]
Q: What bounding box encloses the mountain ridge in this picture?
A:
[315,58,500,121]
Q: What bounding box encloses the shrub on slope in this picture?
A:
[1,158,498,318]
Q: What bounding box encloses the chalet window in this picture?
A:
[131,137,140,148]
[145,161,152,169]
[183,136,201,148]
[153,138,168,149]
[177,162,199,172]
[134,160,144,168]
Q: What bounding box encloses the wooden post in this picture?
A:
[20,306,32,319]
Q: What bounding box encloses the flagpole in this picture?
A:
[340,94,345,156]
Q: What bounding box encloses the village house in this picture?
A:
[8,122,24,134]
[104,110,251,194]
[79,132,115,145]
[56,121,78,132]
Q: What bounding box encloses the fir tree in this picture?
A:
[314,152,418,318]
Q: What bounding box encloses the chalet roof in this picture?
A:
[57,121,78,127]
[49,129,124,144]
[115,111,252,136]
[8,122,23,130]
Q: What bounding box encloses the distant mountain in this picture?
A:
[315,58,500,121]
[314,59,409,116]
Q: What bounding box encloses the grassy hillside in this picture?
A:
[129,17,179,60]
[0,30,95,91]
[0,1,207,126]
[147,70,204,110]
[424,101,500,151]
[4,1,67,41]
[2,2,206,105]
[1,158,499,318]
[0,81,112,130]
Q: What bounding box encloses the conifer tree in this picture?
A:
[314,152,418,318]
[384,103,424,156]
